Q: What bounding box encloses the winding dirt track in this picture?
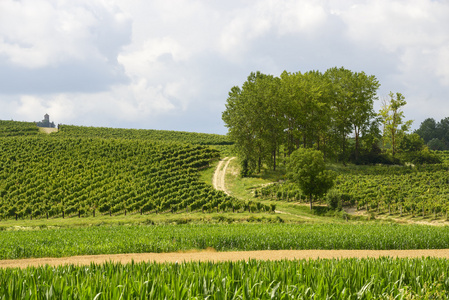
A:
[212,157,235,195]
[3,249,449,269]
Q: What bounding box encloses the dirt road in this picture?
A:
[212,157,235,195]
[39,127,58,134]
[3,249,449,269]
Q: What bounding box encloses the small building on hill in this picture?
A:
[36,114,56,128]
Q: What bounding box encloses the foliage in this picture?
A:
[0,135,250,219]
[3,223,449,259]
[0,120,39,137]
[415,117,449,150]
[379,92,413,157]
[325,189,343,210]
[332,163,449,216]
[58,125,232,146]
[428,137,447,150]
[222,68,381,174]
[257,154,449,216]
[397,147,442,165]
[287,148,336,209]
[398,133,424,152]
[1,258,449,299]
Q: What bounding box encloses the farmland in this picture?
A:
[0,133,266,220]
[255,156,449,220]
[2,121,449,298]
[0,120,39,137]
[2,223,449,260]
[2,258,449,299]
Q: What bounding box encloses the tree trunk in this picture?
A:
[354,126,360,162]
[309,195,313,210]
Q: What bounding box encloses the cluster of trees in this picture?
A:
[222,67,431,175]
[415,117,449,150]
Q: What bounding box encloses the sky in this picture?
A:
[1,0,448,134]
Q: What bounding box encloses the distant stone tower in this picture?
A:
[36,113,55,128]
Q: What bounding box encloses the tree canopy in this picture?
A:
[222,67,381,174]
[222,68,441,174]
[287,148,336,210]
[415,117,449,150]
[379,92,413,157]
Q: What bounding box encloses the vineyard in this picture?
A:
[2,121,449,298]
[57,125,233,145]
[0,120,39,137]
[257,156,449,218]
[0,134,271,220]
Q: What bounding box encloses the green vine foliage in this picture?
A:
[0,120,39,137]
[0,124,263,220]
[256,157,449,217]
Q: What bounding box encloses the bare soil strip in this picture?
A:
[39,127,58,134]
[3,249,449,269]
[212,157,235,195]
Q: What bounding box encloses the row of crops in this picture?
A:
[2,223,449,259]
[58,124,233,145]
[333,164,449,216]
[0,120,39,137]
[0,134,268,220]
[2,258,448,299]
[257,160,449,217]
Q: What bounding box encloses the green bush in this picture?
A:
[325,189,343,210]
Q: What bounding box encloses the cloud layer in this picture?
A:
[1,0,448,133]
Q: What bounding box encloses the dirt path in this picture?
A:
[212,157,235,195]
[39,127,58,134]
[3,249,449,269]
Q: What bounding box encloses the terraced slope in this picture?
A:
[0,135,247,219]
[57,125,232,145]
[0,120,39,137]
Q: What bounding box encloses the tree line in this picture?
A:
[222,67,433,175]
[415,117,449,150]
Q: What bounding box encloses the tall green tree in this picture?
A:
[415,118,437,143]
[325,67,354,163]
[222,72,281,174]
[380,92,413,157]
[436,117,449,147]
[280,70,330,156]
[350,71,380,161]
[287,148,335,210]
[325,67,380,163]
[415,117,449,150]
[222,85,256,175]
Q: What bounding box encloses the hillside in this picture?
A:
[57,124,233,145]
[0,123,265,220]
[0,120,39,137]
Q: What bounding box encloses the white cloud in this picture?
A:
[1,0,449,133]
[15,94,75,123]
[0,0,131,93]
[339,0,449,87]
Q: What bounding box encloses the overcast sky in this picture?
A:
[1,0,448,134]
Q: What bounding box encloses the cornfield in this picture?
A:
[1,258,448,299]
